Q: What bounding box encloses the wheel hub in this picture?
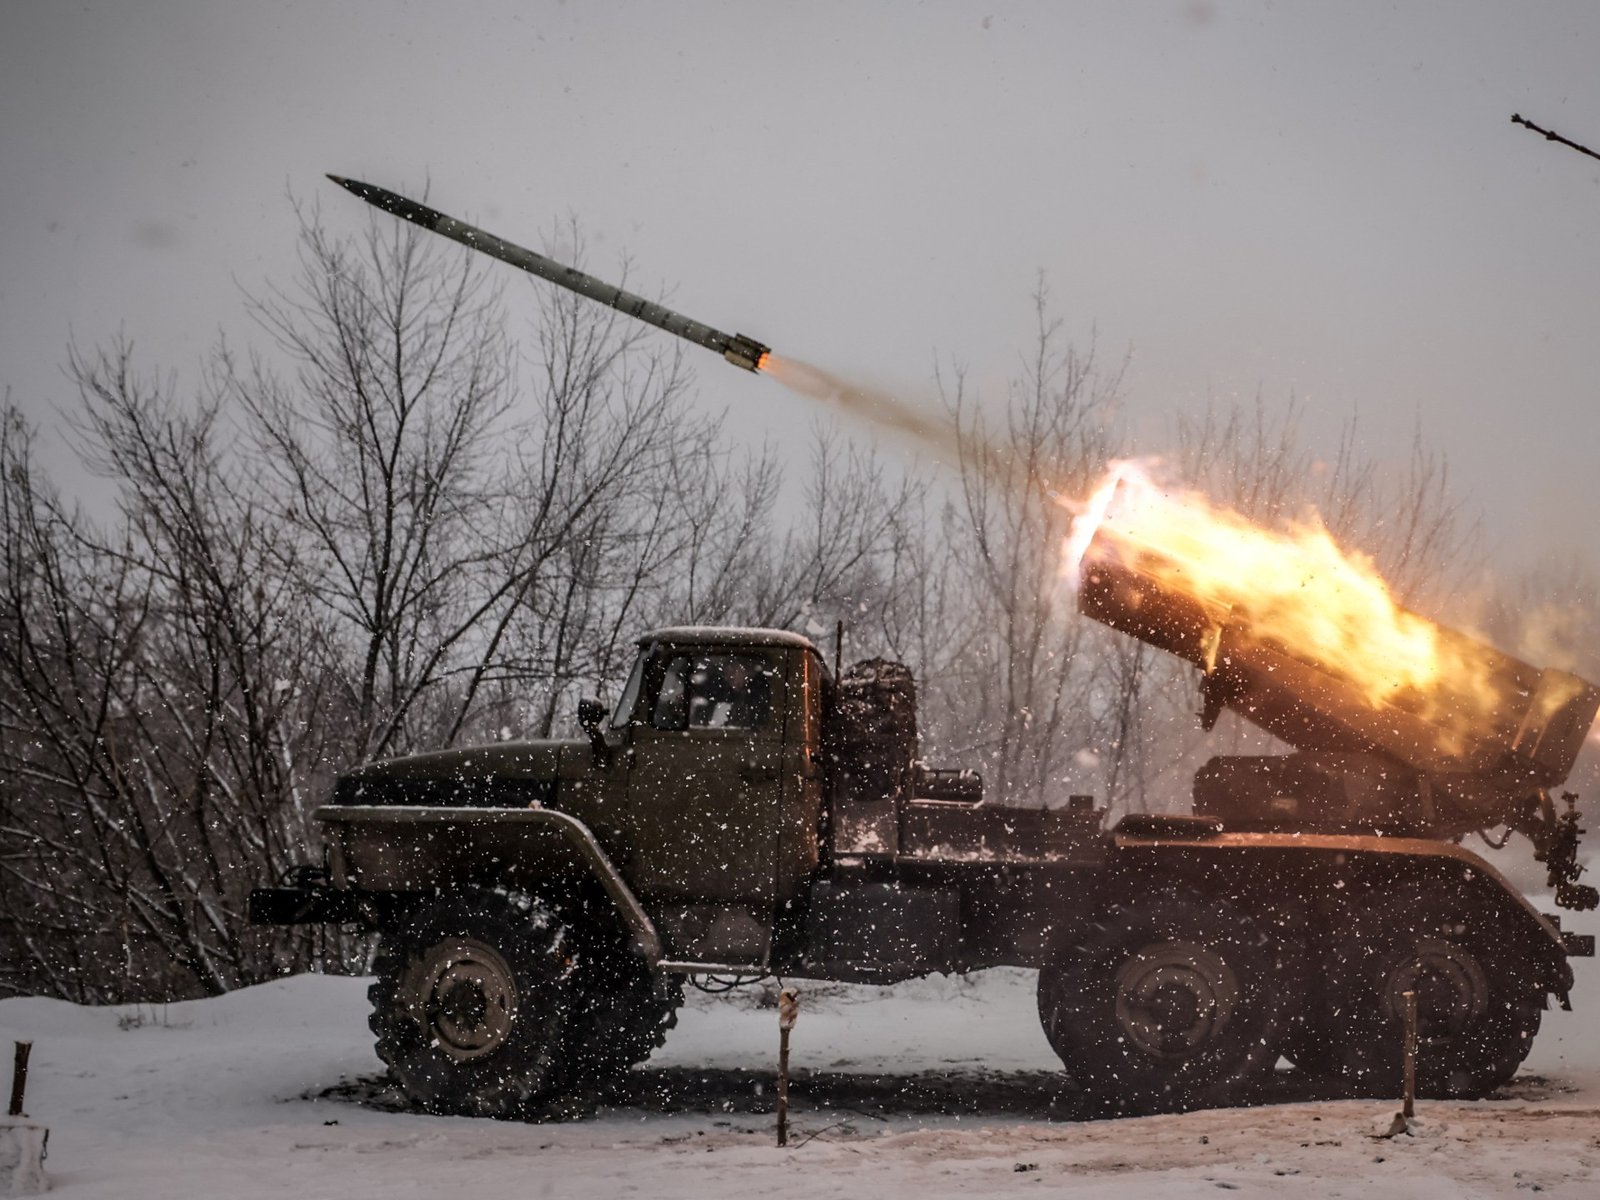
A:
[406,937,519,1061]
[438,978,490,1031]
[1114,940,1240,1060]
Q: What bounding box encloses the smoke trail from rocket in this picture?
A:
[758,354,1014,486]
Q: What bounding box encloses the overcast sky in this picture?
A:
[3,1,1597,577]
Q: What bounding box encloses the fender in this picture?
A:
[317,804,663,964]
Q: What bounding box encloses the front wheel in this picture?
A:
[369,889,577,1118]
[1038,888,1288,1114]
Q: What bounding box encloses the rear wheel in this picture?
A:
[1331,885,1543,1098]
[369,889,576,1118]
[1038,888,1287,1114]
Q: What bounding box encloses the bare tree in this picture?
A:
[745,427,921,632]
[234,205,520,760]
[655,437,781,627]
[0,370,333,1000]
[441,234,761,741]
[0,209,741,1000]
[229,210,716,753]
[926,287,1125,807]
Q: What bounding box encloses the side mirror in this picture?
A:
[578,697,609,759]
[578,697,607,733]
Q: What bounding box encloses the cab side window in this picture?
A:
[649,653,773,731]
[651,656,692,730]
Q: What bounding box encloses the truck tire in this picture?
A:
[1037,888,1287,1114]
[1331,884,1544,1098]
[369,888,577,1118]
[566,906,683,1085]
[831,658,918,802]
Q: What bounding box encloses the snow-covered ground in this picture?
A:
[5,911,1600,1199]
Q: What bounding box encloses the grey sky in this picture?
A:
[3,1,1597,573]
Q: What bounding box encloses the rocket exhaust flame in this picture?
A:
[1063,459,1151,588]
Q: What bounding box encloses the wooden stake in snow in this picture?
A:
[1401,988,1418,1121]
[1378,984,1422,1140]
[776,988,798,1147]
[1,1041,47,1196]
[5,1044,26,1119]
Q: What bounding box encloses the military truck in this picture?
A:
[253,610,1597,1118]
[274,174,1598,1117]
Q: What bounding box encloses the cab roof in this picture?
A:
[638,626,819,651]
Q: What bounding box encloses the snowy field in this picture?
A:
[5,907,1600,1199]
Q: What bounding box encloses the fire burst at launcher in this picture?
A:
[1064,461,1600,909]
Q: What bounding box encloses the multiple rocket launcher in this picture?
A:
[1078,530,1600,790]
[1078,500,1600,867]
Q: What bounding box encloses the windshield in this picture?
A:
[649,652,773,731]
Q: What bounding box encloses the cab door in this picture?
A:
[625,648,787,907]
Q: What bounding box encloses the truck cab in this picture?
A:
[582,627,826,968]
